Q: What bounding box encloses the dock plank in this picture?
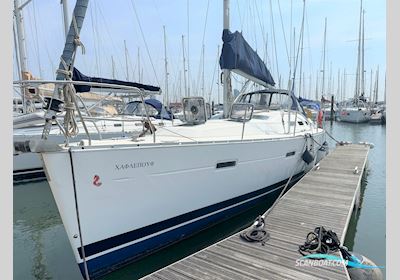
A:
[141,144,369,280]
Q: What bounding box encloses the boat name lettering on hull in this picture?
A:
[115,161,154,170]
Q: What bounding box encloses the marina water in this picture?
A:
[13,122,386,280]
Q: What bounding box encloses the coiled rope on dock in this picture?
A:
[298,226,353,260]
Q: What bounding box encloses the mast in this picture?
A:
[43,0,90,141]
[369,69,373,102]
[384,72,386,103]
[13,22,21,82]
[187,0,191,97]
[343,69,347,102]
[315,70,319,101]
[289,28,295,92]
[124,40,129,81]
[360,9,365,97]
[289,0,293,79]
[182,35,188,97]
[298,10,305,98]
[354,0,363,100]
[61,0,70,38]
[321,17,327,98]
[217,45,220,104]
[14,0,29,113]
[202,44,205,99]
[222,0,232,118]
[374,66,379,103]
[337,68,341,98]
[179,70,182,100]
[328,61,332,96]
[137,47,141,83]
[111,55,115,79]
[163,26,169,105]
[13,0,28,75]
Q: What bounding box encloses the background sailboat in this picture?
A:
[337,0,371,123]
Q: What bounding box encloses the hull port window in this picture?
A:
[216,161,237,169]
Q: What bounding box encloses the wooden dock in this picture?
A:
[141,144,370,280]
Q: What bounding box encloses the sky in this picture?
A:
[14,0,386,103]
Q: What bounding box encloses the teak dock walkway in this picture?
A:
[141,144,370,280]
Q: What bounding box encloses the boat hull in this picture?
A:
[41,132,325,278]
[78,174,302,278]
[337,108,371,123]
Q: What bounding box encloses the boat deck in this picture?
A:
[141,144,370,280]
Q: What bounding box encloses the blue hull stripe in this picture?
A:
[77,173,303,263]
[78,180,292,279]
[13,168,46,182]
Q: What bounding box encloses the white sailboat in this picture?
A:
[338,0,371,123]
[15,0,327,278]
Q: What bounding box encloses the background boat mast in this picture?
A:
[321,17,327,99]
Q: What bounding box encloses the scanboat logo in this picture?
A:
[296,254,384,269]
[115,161,155,171]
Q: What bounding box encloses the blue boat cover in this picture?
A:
[72,68,160,93]
[298,97,321,111]
[125,99,173,120]
[219,29,275,86]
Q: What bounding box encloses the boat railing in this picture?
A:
[13,79,160,145]
[229,103,254,140]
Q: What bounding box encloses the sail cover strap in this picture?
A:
[219,29,275,86]
[72,68,160,93]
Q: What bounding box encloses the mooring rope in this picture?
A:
[240,137,308,244]
[324,129,343,145]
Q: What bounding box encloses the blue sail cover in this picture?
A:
[219,29,275,86]
[72,68,160,93]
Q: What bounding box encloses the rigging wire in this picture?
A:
[32,0,43,78]
[235,0,243,32]
[90,6,100,76]
[277,0,291,66]
[129,0,160,86]
[208,47,219,103]
[96,1,128,79]
[195,0,210,95]
[291,0,306,94]
[305,9,314,79]
[187,0,191,96]
[268,0,280,86]
[254,0,266,59]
